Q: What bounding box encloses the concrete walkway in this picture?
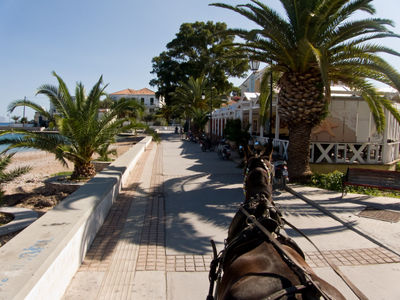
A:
[63,133,400,299]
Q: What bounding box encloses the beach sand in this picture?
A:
[3,138,137,196]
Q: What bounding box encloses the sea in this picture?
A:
[0,132,36,153]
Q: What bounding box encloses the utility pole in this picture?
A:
[23,96,26,127]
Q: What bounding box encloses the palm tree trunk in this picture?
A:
[72,162,96,179]
[287,122,313,182]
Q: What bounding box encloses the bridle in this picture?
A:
[207,203,334,300]
[243,155,273,199]
[207,156,335,300]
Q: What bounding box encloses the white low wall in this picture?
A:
[0,136,152,300]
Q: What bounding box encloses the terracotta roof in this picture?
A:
[110,88,155,95]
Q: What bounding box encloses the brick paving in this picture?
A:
[66,138,400,299]
[136,147,400,271]
[136,190,400,271]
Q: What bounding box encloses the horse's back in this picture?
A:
[218,242,345,300]
[218,242,312,300]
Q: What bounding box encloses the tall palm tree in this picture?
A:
[2,72,143,179]
[212,0,400,180]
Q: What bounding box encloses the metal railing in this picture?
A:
[253,136,399,165]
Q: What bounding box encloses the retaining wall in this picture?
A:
[0,136,152,300]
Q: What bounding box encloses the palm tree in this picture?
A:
[9,99,55,126]
[0,153,31,201]
[191,107,210,135]
[11,116,19,124]
[170,76,210,131]
[112,97,145,120]
[212,0,400,181]
[2,72,144,179]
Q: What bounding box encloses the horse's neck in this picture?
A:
[246,187,271,202]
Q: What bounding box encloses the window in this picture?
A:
[150,98,154,105]
[141,98,144,104]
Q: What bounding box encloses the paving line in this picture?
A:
[285,185,400,258]
[94,144,155,299]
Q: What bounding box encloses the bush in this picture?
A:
[310,170,400,198]
[311,171,344,191]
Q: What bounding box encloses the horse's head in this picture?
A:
[226,142,278,242]
[243,142,274,202]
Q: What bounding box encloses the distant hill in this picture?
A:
[0,116,8,122]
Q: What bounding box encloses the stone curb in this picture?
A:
[0,207,38,235]
[0,136,152,300]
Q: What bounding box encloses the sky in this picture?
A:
[1,0,400,121]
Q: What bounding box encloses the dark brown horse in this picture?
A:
[207,149,346,300]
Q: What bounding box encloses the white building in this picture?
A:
[211,71,400,167]
[109,88,165,113]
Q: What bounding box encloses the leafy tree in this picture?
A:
[3,72,144,179]
[150,21,249,106]
[213,0,400,181]
[155,105,175,124]
[99,96,115,109]
[0,153,31,201]
[20,117,28,125]
[224,118,251,148]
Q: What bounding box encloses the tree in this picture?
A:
[0,153,31,201]
[224,118,251,148]
[2,72,144,179]
[191,108,209,135]
[11,116,19,124]
[20,117,28,125]
[112,97,145,120]
[150,21,249,106]
[170,76,211,131]
[9,99,55,126]
[212,0,400,181]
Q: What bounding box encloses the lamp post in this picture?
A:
[249,59,260,137]
[209,82,213,138]
[268,60,273,145]
[249,60,260,74]
[249,59,273,144]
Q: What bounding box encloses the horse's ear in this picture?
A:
[244,144,254,162]
[260,141,273,161]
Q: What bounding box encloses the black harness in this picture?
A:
[207,157,334,300]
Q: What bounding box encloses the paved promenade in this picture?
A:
[63,133,400,299]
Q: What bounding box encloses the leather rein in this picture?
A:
[207,157,333,300]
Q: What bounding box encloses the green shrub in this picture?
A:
[311,171,344,191]
[310,170,400,198]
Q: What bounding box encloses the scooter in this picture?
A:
[238,145,245,158]
[217,140,231,160]
[272,152,289,190]
[199,135,213,152]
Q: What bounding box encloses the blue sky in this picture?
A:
[1,0,400,120]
